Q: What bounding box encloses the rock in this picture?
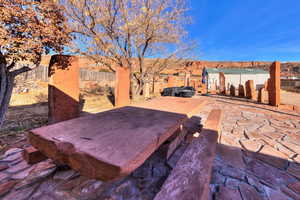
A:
[245,131,262,140]
[216,144,246,170]
[256,145,289,170]
[58,176,91,191]
[6,160,31,174]
[294,155,300,164]
[239,140,263,152]
[261,132,283,140]
[288,181,300,195]
[275,143,297,158]
[215,186,242,200]
[53,169,78,181]
[0,173,9,183]
[284,135,300,146]
[247,160,297,189]
[0,164,8,171]
[287,162,300,179]
[0,180,16,196]
[99,178,142,200]
[281,185,300,200]
[51,190,78,200]
[4,148,23,157]
[11,165,35,180]
[220,166,245,181]
[72,179,105,199]
[211,171,226,185]
[258,125,276,134]
[239,182,262,200]
[225,178,241,189]
[152,163,169,178]
[22,146,47,165]
[279,140,300,154]
[246,175,265,193]
[2,183,39,200]
[264,186,290,200]
[15,160,56,190]
[259,135,277,147]
[1,152,22,162]
[166,144,187,168]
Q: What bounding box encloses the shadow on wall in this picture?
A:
[48,85,81,124]
[48,55,73,77]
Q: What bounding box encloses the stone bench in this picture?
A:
[28,97,206,181]
[154,109,223,200]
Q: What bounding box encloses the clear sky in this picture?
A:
[188,0,300,62]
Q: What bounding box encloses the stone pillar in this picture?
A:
[230,85,236,96]
[245,80,256,100]
[48,55,80,123]
[115,67,130,107]
[210,83,217,94]
[219,72,226,95]
[238,84,245,97]
[201,83,207,95]
[268,61,281,106]
[167,76,175,88]
[258,88,268,103]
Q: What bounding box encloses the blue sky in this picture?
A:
[188,0,300,61]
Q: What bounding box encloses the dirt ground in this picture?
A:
[281,90,300,108]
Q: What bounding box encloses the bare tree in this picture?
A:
[61,0,193,95]
[0,0,71,127]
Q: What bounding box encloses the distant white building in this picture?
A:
[204,68,270,90]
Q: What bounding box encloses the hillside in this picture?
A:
[40,56,300,77]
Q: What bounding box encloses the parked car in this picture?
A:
[161,86,195,97]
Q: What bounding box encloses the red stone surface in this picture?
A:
[268,61,281,106]
[155,109,223,200]
[230,85,236,96]
[0,181,16,196]
[29,97,206,181]
[115,67,130,107]
[288,181,300,195]
[245,80,256,100]
[48,55,80,123]
[219,72,226,95]
[238,84,245,97]
[22,146,47,165]
[258,88,268,103]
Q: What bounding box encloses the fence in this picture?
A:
[19,66,115,83]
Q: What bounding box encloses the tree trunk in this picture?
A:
[0,63,14,128]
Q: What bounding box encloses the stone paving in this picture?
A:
[198,96,300,200]
[0,95,300,199]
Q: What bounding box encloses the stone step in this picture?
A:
[154,109,223,200]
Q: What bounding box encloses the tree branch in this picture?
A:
[9,66,32,77]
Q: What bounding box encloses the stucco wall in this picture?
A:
[208,73,270,90]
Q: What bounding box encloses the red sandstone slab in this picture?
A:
[154,109,223,200]
[29,97,206,181]
[133,97,206,118]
